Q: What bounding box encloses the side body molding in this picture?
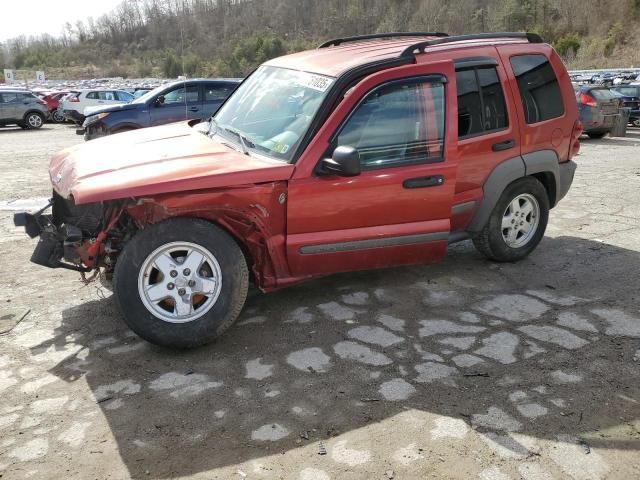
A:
[467,150,563,233]
[467,155,525,233]
[522,150,561,207]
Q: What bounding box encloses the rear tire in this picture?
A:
[113,218,249,348]
[52,110,65,123]
[587,132,606,139]
[473,177,549,262]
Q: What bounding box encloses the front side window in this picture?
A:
[213,66,334,161]
[163,85,200,104]
[456,67,508,138]
[510,55,564,123]
[335,79,445,170]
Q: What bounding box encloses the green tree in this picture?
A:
[162,51,181,78]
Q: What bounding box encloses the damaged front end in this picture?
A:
[13,192,134,281]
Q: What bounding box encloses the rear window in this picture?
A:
[510,54,564,123]
[614,87,638,97]
[590,89,616,101]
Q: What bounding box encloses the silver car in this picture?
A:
[0,90,49,129]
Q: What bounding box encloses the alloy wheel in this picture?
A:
[137,242,223,323]
[501,193,540,248]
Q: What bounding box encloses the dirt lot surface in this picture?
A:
[1,124,640,480]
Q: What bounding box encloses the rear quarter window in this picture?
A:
[510,54,564,123]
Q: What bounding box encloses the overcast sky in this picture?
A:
[0,0,124,42]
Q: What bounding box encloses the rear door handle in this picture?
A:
[403,175,444,189]
[492,139,515,151]
[189,107,200,112]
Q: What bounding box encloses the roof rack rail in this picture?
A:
[400,32,544,57]
[318,32,449,49]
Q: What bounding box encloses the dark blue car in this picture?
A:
[574,86,621,138]
[78,79,241,140]
[611,85,640,127]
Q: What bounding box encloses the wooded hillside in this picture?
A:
[1,0,639,80]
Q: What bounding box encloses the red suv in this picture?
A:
[16,32,581,348]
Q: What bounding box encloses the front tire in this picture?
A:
[473,177,549,262]
[113,218,249,348]
[24,112,44,129]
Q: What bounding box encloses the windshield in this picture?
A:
[212,66,334,161]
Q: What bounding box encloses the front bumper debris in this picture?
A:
[13,200,91,273]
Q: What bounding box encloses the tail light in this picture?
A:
[37,99,47,106]
[579,93,597,107]
[69,96,80,103]
[569,120,583,160]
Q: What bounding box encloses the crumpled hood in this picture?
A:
[50,122,295,204]
[83,102,135,116]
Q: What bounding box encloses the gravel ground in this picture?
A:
[1,124,639,480]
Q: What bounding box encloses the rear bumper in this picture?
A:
[557,160,577,204]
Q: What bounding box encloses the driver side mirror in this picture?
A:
[154,95,165,106]
[319,146,361,177]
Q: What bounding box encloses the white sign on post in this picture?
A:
[35,71,45,82]
[3,69,14,84]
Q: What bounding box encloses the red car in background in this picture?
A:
[39,92,69,122]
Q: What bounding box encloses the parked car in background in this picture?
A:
[611,85,640,127]
[61,89,134,124]
[575,86,620,138]
[132,88,152,99]
[0,89,49,129]
[15,32,581,348]
[78,79,240,140]
[40,92,69,122]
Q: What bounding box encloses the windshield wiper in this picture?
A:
[207,117,218,136]
[221,126,255,156]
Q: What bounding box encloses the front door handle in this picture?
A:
[189,106,200,112]
[492,139,515,151]
[403,175,444,189]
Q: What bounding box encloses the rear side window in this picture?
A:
[205,83,235,101]
[116,91,133,102]
[86,92,99,99]
[456,67,508,138]
[510,55,564,123]
[335,78,445,170]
